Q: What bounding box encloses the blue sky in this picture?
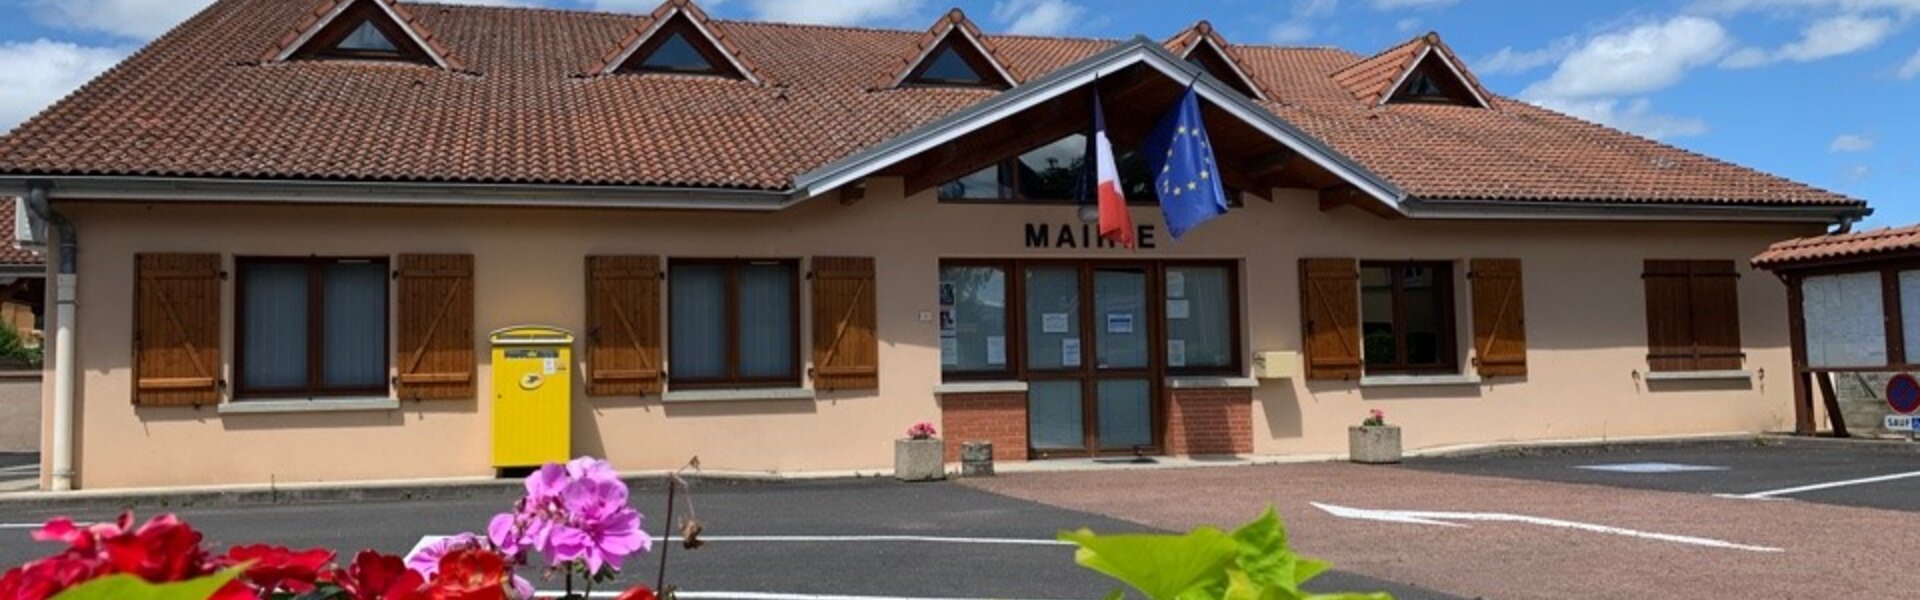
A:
[1,0,1916,224]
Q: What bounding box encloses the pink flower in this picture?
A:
[906,422,938,440]
[546,477,649,573]
[405,533,479,579]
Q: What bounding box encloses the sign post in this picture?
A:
[1884,374,1920,440]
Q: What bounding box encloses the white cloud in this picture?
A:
[1370,0,1458,8]
[1531,97,1711,139]
[1899,48,1920,77]
[1476,38,1577,75]
[1266,0,1339,44]
[743,0,925,26]
[1522,17,1732,100]
[1830,134,1875,152]
[1718,46,1773,67]
[1394,17,1423,33]
[991,0,1085,36]
[1267,21,1316,44]
[1842,164,1871,183]
[27,0,214,40]
[1690,0,1920,15]
[1778,14,1896,60]
[0,39,129,133]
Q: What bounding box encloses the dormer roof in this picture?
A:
[1331,32,1491,108]
[1163,20,1269,101]
[265,0,462,70]
[589,0,762,83]
[886,9,1018,89]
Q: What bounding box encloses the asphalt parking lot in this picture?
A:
[0,452,34,490]
[0,477,1448,599]
[1403,438,1920,512]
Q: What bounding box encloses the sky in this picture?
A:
[0,0,1916,225]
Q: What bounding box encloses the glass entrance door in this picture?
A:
[1025,264,1161,458]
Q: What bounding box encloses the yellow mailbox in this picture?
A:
[490,326,574,469]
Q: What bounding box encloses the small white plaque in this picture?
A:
[541,358,558,375]
[985,336,1007,366]
[1062,339,1082,367]
[1167,271,1187,299]
[1042,312,1071,334]
[1107,312,1135,334]
[1167,299,1191,320]
[1168,339,1187,367]
[1886,415,1917,431]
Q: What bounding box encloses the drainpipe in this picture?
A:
[25,182,76,491]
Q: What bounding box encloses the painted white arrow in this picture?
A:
[1310,502,1783,553]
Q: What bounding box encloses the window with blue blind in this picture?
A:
[236,257,390,398]
[668,259,800,388]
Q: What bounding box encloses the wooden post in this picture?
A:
[1815,371,1850,438]
[1785,274,1815,435]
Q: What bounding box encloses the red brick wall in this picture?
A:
[1165,387,1253,456]
[940,392,1029,463]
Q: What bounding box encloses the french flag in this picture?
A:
[1091,91,1134,249]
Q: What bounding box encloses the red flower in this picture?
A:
[614,584,659,600]
[423,548,509,600]
[227,544,335,593]
[0,556,100,600]
[333,550,427,600]
[102,514,212,583]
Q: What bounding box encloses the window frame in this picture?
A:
[1643,259,1745,373]
[295,3,430,64]
[938,259,1244,381]
[233,256,392,399]
[667,258,803,389]
[618,16,743,79]
[903,37,1007,89]
[1358,260,1459,375]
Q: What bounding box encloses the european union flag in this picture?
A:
[1143,84,1229,240]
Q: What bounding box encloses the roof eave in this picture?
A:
[1401,197,1869,224]
[0,176,795,212]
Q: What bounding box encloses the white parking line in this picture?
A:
[1732,469,1920,499]
[535,592,1069,600]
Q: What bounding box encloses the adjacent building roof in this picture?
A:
[1753,224,1920,270]
[0,0,1865,211]
[0,201,45,269]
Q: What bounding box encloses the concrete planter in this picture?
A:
[895,438,946,482]
[1348,426,1401,464]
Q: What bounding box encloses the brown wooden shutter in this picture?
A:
[1689,260,1744,371]
[1643,259,1744,372]
[586,256,663,396]
[133,254,222,406]
[1469,258,1528,377]
[396,254,475,400]
[810,257,878,391]
[1300,258,1362,380]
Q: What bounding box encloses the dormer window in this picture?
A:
[1387,57,1483,106]
[280,0,445,67]
[1183,40,1264,100]
[894,10,1014,90]
[605,7,753,80]
[911,40,992,86]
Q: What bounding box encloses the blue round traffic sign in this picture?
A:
[1887,374,1920,415]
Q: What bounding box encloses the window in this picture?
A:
[619,16,741,78]
[338,21,399,53]
[235,257,389,398]
[906,37,1007,88]
[938,134,1158,203]
[289,1,434,65]
[1184,42,1262,99]
[1643,260,1743,372]
[1360,261,1457,373]
[1386,57,1483,107]
[940,263,1011,376]
[669,259,799,388]
[1165,264,1237,371]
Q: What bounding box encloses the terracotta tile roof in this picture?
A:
[0,0,1864,209]
[1753,225,1920,269]
[1331,32,1491,107]
[264,0,467,71]
[0,201,45,268]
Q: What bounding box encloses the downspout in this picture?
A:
[24,182,76,491]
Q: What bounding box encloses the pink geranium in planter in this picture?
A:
[906,422,939,440]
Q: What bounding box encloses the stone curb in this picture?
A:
[0,470,892,513]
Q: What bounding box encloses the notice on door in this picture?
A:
[1042,313,1072,334]
[1168,339,1188,367]
[1106,312,1135,334]
[985,336,1007,366]
[1062,339,1082,367]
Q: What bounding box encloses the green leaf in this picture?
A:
[52,568,243,600]
[1231,507,1312,594]
[1291,557,1330,587]
[1059,527,1239,600]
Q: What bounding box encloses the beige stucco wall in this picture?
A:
[40,181,1821,489]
